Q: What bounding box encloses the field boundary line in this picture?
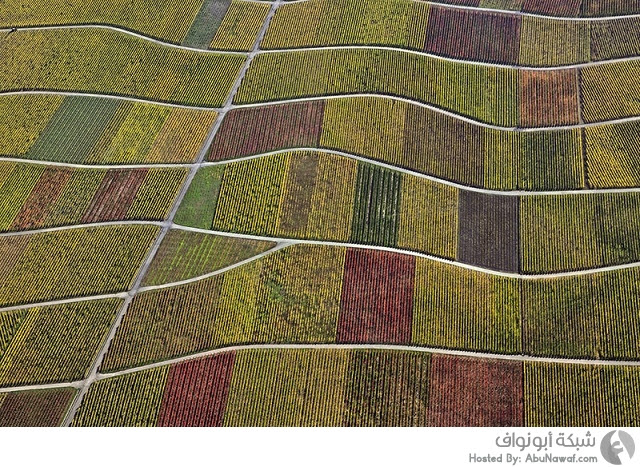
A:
[98,344,640,380]
[0,381,84,394]
[5,148,640,194]
[60,0,285,428]
[4,90,640,132]
[0,220,163,238]
[137,241,293,292]
[0,292,129,314]
[4,337,640,395]
[201,148,640,196]
[0,90,224,111]
[168,225,640,280]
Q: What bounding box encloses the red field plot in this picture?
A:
[10,167,72,230]
[519,70,580,127]
[424,7,521,64]
[523,0,582,16]
[428,355,524,426]
[337,249,415,344]
[0,388,75,427]
[208,101,325,160]
[158,353,236,427]
[81,169,148,223]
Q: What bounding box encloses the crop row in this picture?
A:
[265,0,640,65]
[0,28,245,107]
[0,162,187,232]
[72,349,640,426]
[210,97,640,189]
[0,299,122,386]
[142,229,276,286]
[100,244,640,372]
[180,151,640,273]
[0,388,76,427]
[0,224,159,307]
[236,48,640,125]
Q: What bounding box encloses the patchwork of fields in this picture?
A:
[1,0,639,427]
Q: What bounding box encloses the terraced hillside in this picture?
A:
[1,0,639,427]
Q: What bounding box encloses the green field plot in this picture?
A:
[520,193,640,273]
[0,388,76,427]
[0,0,204,43]
[525,363,640,426]
[0,224,159,307]
[522,268,640,360]
[142,229,276,286]
[0,299,121,386]
[101,244,345,371]
[0,29,245,107]
[210,1,271,51]
[0,162,187,231]
[234,49,518,127]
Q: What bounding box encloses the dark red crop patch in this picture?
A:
[428,355,524,426]
[208,101,325,160]
[158,352,236,427]
[337,249,415,344]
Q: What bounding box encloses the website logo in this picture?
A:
[600,430,635,465]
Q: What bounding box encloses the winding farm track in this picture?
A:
[4,148,640,196]
[4,90,640,132]
[2,341,640,395]
[59,0,285,428]
[2,216,640,314]
[0,24,639,70]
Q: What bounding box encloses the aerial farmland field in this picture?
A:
[1,0,640,430]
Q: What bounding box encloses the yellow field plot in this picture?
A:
[0,95,64,156]
[0,0,204,44]
[224,348,349,426]
[321,97,407,167]
[412,259,521,354]
[0,28,245,107]
[519,17,590,66]
[306,155,358,242]
[86,103,170,164]
[210,1,270,51]
[146,108,218,163]
[0,224,159,307]
[397,177,458,259]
